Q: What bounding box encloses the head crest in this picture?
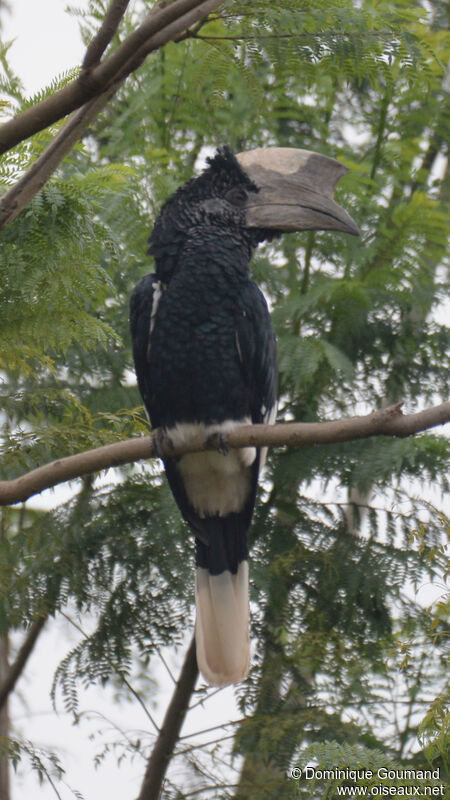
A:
[203,145,257,193]
[147,146,258,281]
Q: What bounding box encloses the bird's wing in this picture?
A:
[235,281,278,428]
[129,273,161,415]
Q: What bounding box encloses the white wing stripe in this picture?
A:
[147,280,163,362]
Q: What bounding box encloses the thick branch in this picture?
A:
[0,0,224,228]
[0,90,115,228]
[137,636,198,800]
[0,402,448,507]
[0,0,224,156]
[82,0,132,70]
[0,616,47,711]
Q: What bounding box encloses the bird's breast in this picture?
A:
[148,275,251,428]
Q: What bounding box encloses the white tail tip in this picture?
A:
[195,561,249,687]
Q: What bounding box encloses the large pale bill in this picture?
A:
[236,147,360,235]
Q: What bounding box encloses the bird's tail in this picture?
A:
[194,515,249,686]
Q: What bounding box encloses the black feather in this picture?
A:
[130,147,278,684]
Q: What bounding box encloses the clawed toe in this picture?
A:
[206,431,229,456]
[151,428,173,458]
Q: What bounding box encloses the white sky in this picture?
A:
[3,0,88,95]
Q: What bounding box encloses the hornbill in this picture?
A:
[130,146,359,686]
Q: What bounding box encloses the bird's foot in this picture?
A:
[151,428,173,458]
[207,431,229,456]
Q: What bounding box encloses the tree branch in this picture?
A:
[0,638,10,800]
[82,0,132,70]
[0,0,224,156]
[0,402,448,507]
[0,616,47,711]
[0,0,224,228]
[0,89,115,228]
[137,635,198,800]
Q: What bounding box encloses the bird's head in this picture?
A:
[148,145,359,282]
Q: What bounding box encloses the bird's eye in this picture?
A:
[225,187,248,207]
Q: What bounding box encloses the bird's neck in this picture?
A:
[157,222,254,286]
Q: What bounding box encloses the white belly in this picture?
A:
[167,420,256,517]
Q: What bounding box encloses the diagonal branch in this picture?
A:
[0,401,448,507]
[0,89,115,228]
[137,635,198,800]
[0,634,9,800]
[0,0,224,156]
[0,0,224,228]
[0,616,47,711]
[82,0,132,70]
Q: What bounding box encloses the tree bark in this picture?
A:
[0,0,224,156]
[0,509,10,800]
[0,0,224,228]
[0,637,9,800]
[0,617,47,713]
[82,0,132,70]
[0,401,448,507]
[0,89,116,229]
[137,636,198,800]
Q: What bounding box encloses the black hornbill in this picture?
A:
[130,146,359,686]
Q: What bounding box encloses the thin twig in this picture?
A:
[59,611,160,734]
[177,732,237,756]
[155,648,177,685]
[120,674,161,735]
[301,498,429,522]
[117,672,160,733]
[178,718,242,740]
[188,684,226,710]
